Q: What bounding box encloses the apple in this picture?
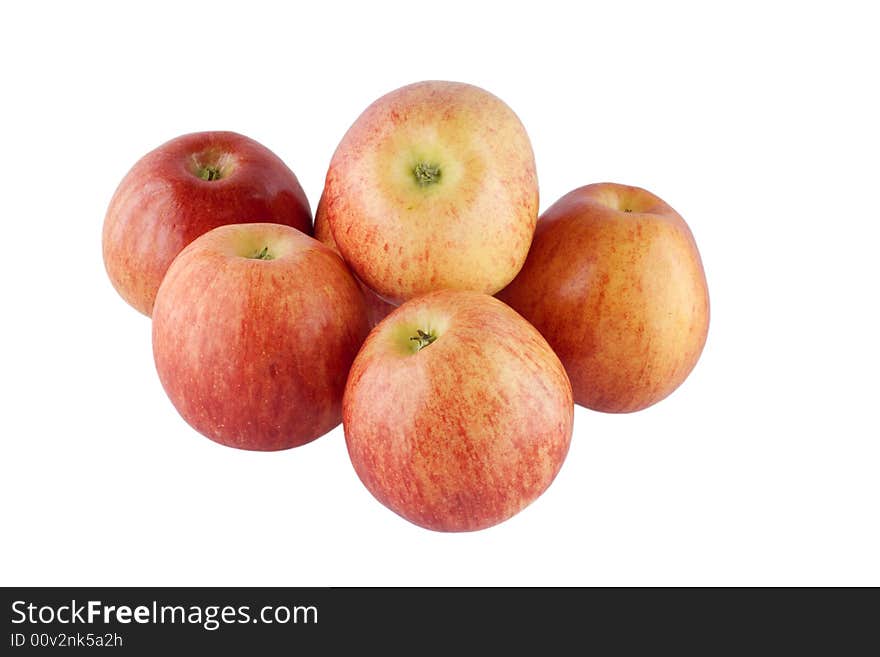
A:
[103,131,312,316]
[343,290,573,532]
[313,196,397,327]
[319,80,538,304]
[498,182,710,413]
[152,223,369,451]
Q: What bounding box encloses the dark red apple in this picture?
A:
[152,223,369,451]
[343,290,573,531]
[103,131,312,316]
[498,182,709,413]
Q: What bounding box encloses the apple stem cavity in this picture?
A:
[251,246,273,261]
[410,329,437,351]
[412,162,441,187]
[198,165,223,181]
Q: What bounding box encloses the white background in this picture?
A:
[1,1,878,586]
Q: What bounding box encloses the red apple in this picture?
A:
[313,196,397,327]
[320,80,538,303]
[343,290,573,532]
[152,223,369,450]
[103,131,312,316]
[498,183,710,413]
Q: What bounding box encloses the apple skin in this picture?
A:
[103,131,312,316]
[320,80,538,304]
[343,290,573,532]
[313,196,397,327]
[152,223,369,451]
[497,183,710,413]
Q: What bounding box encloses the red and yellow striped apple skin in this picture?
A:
[313,197,397,328]
[498,183,710,413]
[320,81,538,304]
[343,291,573,532]
[103,131,312,316]
[152,223,369,451]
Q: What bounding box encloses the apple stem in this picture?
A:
[198,165,223,181]
[252,246,273,260]
[410,329,437,351]
[413,162,441,187]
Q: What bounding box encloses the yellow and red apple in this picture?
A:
[152,223,369,451]
[343,290,573,532]
[319,81,538,304]
[499,183,709,413]
[103,131,312,316]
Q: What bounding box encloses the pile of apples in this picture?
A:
[103,81,709,532]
